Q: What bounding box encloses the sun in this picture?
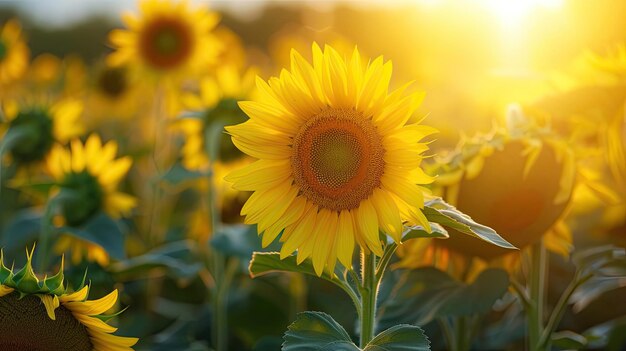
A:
[226,43,436,276]
[107,0,222,80]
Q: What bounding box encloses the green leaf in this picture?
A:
[379,267,509,327]
[162,163,207,185]
[12,182,56,196]
[364,324,430,351]
[401,223,449,242]
[109,240,202,280]
[282,311,359,351]
[0,125,37,156]
[58,212,125,260]
[551,330,587,350]
[423,198,516,250]
[249,252,335,281]
[211,224,280,259]
[1,209,42,252]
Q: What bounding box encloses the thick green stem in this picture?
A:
[528,240,547,351]
[360,250,378,347]
[214,257,237,351]
[36,199,55,272]
[204,123,230,351]
[539,272,593,349]
[454,316,471,351]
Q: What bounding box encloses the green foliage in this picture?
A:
[363,324,430,351]
[162,163,208,185]
[109,240,202,281]
[250,252,337,281]
[379,267,510,327]
[551,331,587,350]
[423,198,516,250]
[283,312,430,351]
[59,212,126,260]
[282,312,360,351]
[400,222,449,242]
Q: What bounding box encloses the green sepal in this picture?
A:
[93,305,130,322]
[0,250,14,284]
[12,246,43,293]
[42,255,66,295]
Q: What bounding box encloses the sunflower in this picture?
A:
[84,63,146,127]
[396,110,576,273]
[226,43,435,276]
[46,134,136,264]
[0,248,137,350]
[0,98,83,169]
[107,0,222,80]
[179,64,257,169]
[0,19,29,88]
[188,159,252,243]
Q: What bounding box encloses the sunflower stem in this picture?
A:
[360,250,378,347]
[36,197,56,272]
[205,122,229,351]
[454,316,471,351]
[528,239,547,351]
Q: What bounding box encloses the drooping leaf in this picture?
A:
[109,240,202,280]
[423,198,516,250]
[401,223,449,242]
[1,208,42,252]
[211,224,281,260]
[282,311,359,351]
[162,163,208,185]
[58,212,126,260]
[379,267,510,327]
[364,324,430,351]
[551,330,587,350]
[249,252,335,282]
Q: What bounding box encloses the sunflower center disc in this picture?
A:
[98,67,127,98]
[9,108,54,164]
[0,293,92,351]
[140,17,193,69]
[292,108,385,211]
[60,170,104,226]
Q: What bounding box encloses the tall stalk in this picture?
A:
[528,240,547,351]
[360,250,378,347]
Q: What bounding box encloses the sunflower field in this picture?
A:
[0,1,625,350]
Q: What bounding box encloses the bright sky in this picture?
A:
[0,0,271,27]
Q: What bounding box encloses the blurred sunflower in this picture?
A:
[188,159,251,243]
[107,0,222,81]
[177,65,256,242]
[26,54,87,98]
[534,45,626,246]
[0,19,29,88]
[84,63,144,127]
[0,99,83,170]
[226,43,435,276]
[0,249,137,350]
[47,134,136,265]
[397,107,576,273]
[179,64,257,169]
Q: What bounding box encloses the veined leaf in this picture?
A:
[423,198,516,250]
[58,212,126,260]
[379,267,509,327]
[282,311,359,351]
[364,324,430,351]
